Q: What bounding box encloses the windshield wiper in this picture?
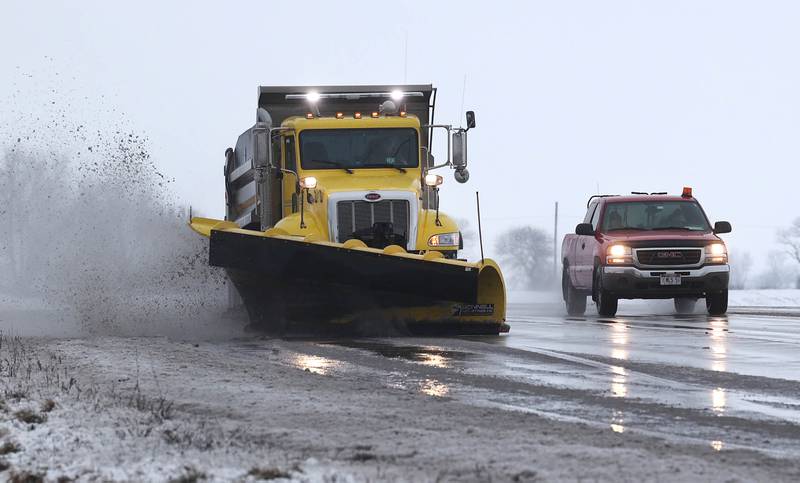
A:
[606,227,648,231]
[649,226,695,231]
[360,163,407,173]
[309,159,353,174]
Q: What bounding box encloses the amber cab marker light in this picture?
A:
[306,112,314,119]
[335,112,344,119]
[682,186,693,198]
[371,111,380,118]
[399,111,407,117]
[354,112,362,119]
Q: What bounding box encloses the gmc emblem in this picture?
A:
[657,251,683,259]
[364,192,381,202]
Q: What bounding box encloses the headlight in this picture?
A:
[299,176,317,189]
[608,245,631,257]
[705,243,728,264]
[607,244,632,265]
[428,232,460,247]
[424,173,443,187]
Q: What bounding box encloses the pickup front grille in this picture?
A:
[636,249,702,266]
[336,200,409,246]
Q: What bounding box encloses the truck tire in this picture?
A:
[706,290,728,316]
[562,267,586,316]
[594,269,618,317]
[674,298,697,314]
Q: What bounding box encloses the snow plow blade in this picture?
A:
[190,217,508,335]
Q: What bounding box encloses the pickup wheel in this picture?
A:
[674,297,697,314]
[594,269,618,317]
[706,290,728,316]
[562,267,586,316]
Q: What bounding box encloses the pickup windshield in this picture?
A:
[299,128,418,170]
[601,201,711,232]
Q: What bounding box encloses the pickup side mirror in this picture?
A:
[466,110,476,130]
[713,221,732,234]
[576,223,595,236]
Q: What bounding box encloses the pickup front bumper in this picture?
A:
[602,265,729,299]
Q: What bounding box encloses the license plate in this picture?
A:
[660,275,682,286]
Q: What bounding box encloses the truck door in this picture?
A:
[282,134,298,217]
[576,202,600,288]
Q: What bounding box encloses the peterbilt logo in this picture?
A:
[656,251,683,259]
[364,192,381,202]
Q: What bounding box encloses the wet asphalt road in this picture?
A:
[277,300,800,458]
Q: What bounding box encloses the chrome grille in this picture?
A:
[636,249,702,266]
[336,200,409,243]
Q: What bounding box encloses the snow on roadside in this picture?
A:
[728,289,800,307]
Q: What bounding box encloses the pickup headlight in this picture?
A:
[607,244,633,265]
[428,232,460,247]
[705,243,728,264]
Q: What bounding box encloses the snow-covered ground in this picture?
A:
[1,290,800,481]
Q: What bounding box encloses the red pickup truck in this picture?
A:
[561,189,731,317]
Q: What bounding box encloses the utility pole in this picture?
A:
[553,201,559,279]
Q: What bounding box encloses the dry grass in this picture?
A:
[247,467,291,480]
[168,466,207,483]
[0,441,21,454]
[40,399,56,413]
[8,469,45,483]
[14,409,46,425]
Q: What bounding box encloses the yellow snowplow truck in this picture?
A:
[191,85,507,335]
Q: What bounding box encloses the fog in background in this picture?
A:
[2,1,800,286]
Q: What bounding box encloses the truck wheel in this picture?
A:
[674,298,697,314]
[706,290,728,316]
[594,269,618,317]
[562,267,586,316]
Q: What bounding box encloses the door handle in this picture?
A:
[581,243,586,250]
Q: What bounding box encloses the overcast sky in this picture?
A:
[2,1,799,262]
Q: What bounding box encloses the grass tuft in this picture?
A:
[14,409,46,425]
[40,399,56,413]
[0,441,21,455]
[247,467,291,480]
[168,466,207,483]
[9,469,45,483]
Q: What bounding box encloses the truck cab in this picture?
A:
[224,85,472,258]
[561,189,732,316]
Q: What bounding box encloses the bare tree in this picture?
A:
[778,218,800,288]
[754,250,799,289]
[778,218,800,265]
[495,226,553,289]
[729,251,753,290]
[454,218,476,246]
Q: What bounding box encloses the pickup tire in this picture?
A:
[706,290,728,316]
[674,298,697,314]
[594,269,618,317]
[562,266,586,316]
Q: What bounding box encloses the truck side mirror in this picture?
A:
[576,223,595,236]
[466,111,476,130]
[253,129,270,169]
[452,131,467,168]
[713,221,732,234]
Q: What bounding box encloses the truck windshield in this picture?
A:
[601,201,711,232]
[299,128,418,170]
